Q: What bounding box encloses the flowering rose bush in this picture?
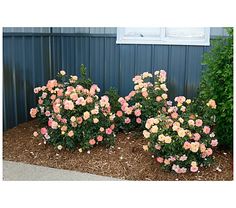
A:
[143,96,218,173]
[114,70,169,132]
[30,69,116,150]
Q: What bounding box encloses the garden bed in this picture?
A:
[3,120,233,181]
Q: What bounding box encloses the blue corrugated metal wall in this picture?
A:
[3,32,211,131]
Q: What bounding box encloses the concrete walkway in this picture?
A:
[3,160,121,181]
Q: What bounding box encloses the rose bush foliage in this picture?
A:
[143,96,218,173]
[113,70,168,132]
[30,69,116,150]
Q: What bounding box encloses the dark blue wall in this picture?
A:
[3,32,210,130]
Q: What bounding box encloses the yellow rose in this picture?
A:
[143,130,150,138]
[191,161,197,167]
[186,99,191,104]
[150,125,158,133]
[165,136,172,144]
[178,128,186,138]
[190,142,200,153]
[158,134,165,142]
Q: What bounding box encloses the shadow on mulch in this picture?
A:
[3,120,233,181]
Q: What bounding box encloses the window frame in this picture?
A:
[116,27,210,46]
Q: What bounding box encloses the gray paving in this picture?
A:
[3,160,121,181]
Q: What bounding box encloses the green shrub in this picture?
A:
[114,71,168,132]
[196,28,233,149]
[30,66,116,151]
[143,96,218,173]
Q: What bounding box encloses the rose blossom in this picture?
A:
[193,133,201,141]
[203,126,211,134]
[183,141,191,150]
[116,110,123,117]
[97,135,103,142]
[211,139,218,147]
[124,117,131,124]
[106,128,112,135]
[190,166,199,172]
[89,139,96,145]
[156,157,164,163]
[33,131,38,137]
[195,119,203,127]
[68,130,74,137]
[136,117,142,124]
[40,127,47,135]
[134,109,141,117]
[83,111,90,120]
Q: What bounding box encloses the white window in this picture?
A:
[116,27,210,46]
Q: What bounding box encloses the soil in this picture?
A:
[3,120,233,181]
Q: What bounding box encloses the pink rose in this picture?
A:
[51,121,58,129]
[156,96,162,102]
[48,119,52,127]
[33,131,38,137]
[183,141,191,150]
[190,166,198,172]
[142,91,148,98]
[124,117,131,124]
[156,157,164,163]
[206,148,213,156]
[106,128,112,135]
[171,112,178,119]
[89,139,96,145]
[116,110,123,117]
[30,108,38,118]
[68,130,74,137]
[50,94,56,100]
[195,119,203,127]
[40,127,47,135]
[203,126,211,134]
[136,117,142,124]
[211,139,218,147]
[134,109,141,117]
[57,89,64,97]
[97,135,103,142]
[193,133,201,141]
[45,111,51,117]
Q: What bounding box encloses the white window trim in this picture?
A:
[116,27,210,46]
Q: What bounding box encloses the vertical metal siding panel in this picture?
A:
[119,45,136,96]
[4,36,18,128]
[25,36,36,120]
[3,37,12,129]
[135,45,152,74]
[14,36,26,123]
[75,36,90,75]
[52,36,62,76]
[89,37,105,93]
[42,36,51,82]
[62,36,74,74]
[152,45,169,71]
[33,36,44,86]
[168,46,186,99]
[185,46,205,98]
[104,37,120,91]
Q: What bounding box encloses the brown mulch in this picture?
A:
[3,120,233,181]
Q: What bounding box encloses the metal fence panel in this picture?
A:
[3,32,212,130]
